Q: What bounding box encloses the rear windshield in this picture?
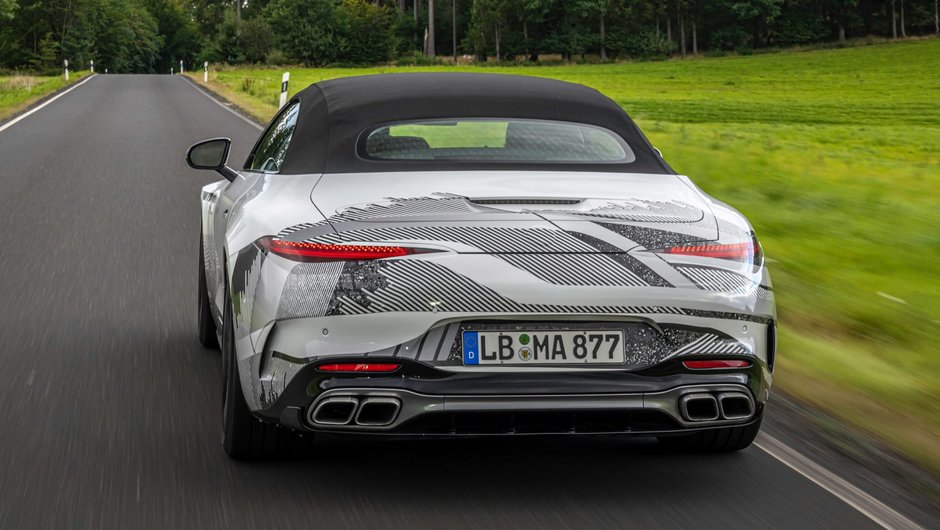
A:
[362,119,635,163]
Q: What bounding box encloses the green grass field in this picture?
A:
[0,72,89,122]
[189,38,940,472]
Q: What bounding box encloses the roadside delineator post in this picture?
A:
[180,60,184,74]
[90,60,94,73]
[64,59,69,81]
[171,68,174,75]
[204,61,209,83]
[279,72,290,109]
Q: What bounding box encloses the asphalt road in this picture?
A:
[0,75,886,529]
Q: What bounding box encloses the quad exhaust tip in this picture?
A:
[680,393,720,422]
[310,396,359,425]
[308,395,401,427]
[680,391,754,422]
[355,397,401,426]
[717,392,754,420]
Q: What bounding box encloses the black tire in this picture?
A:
[657,414,763,453]
[221,288,313,459]
[197,236,219,349]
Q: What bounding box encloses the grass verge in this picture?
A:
[0,72,90,122]
[185,38,940,474]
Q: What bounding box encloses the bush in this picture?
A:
[265,0,397,66]
[335,0,397,65]
[608,31,674,58]
[265,49,289,65]
[709,28,750,51]
[771,14,828,46]
[240,17,274,63]
[396,50,444,66]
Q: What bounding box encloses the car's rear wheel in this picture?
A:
[197,235,219,349]
[657,414,763,452]
[221,287,313,459]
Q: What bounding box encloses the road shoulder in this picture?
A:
[763,393,939,527]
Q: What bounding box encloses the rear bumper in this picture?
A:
[256,359,769,436]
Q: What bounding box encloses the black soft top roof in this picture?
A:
[273,73,672,174]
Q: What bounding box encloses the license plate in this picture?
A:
[462,330,624,366]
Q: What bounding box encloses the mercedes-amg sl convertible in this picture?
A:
[187,73,776,459]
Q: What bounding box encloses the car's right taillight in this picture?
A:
[653,232,763,267]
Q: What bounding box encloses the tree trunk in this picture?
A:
[495,24,500,61]
[838,22,845,41]
[428,0,436,56]
[656,17,660,38]
[414,0,420,46]
[891,0,897,38]
[692,19,698,54]
[453,0,457,59]
[667,16,672,43]
[900,0,906,37]
[523,20,529,58]
[235,0,241,21]
[600,14,607,60]
[935,0,939,33]
[678,0,686,56]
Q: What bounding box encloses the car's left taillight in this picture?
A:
[258,236,437,262]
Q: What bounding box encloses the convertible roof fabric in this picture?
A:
[272,73,672,175]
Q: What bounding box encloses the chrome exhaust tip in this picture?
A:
[309,396,359,425]
[354,397,401,426]
[717,392,754,420]
[679,393,720,422]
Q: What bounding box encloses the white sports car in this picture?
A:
[187,73,775,459]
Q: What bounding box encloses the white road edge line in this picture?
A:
[182,76,263,130]
[0,74,97,134]
[756,433,922,530]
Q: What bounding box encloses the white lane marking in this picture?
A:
[182,76,263,130]
[0,74,97,134]
[756,433,922,530]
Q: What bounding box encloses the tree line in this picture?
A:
[1,0,937,73]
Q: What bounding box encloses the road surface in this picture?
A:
[0,75,899,529]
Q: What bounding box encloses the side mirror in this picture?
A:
[186,138,238,181]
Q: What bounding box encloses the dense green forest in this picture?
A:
[1,0,937,73]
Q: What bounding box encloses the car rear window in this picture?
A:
[362,119,635,163]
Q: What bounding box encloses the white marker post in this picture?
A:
[90,60,94,73]
[204,61,208,83]
[180,60,184,74]
[279,72,290,109]
[171,68,174,75]
[64,59,69,81]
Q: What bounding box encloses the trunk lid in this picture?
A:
[307,171,717,253]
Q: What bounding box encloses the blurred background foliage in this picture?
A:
[0,0,939,73]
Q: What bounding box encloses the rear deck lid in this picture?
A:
[301,171,717,253]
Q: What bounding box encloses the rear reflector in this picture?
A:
[683,359,752,370]
[317,363,401,373]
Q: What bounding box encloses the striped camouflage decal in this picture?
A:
[500,253,650,287]
[297,225,599,253]
[677,265,774,300]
